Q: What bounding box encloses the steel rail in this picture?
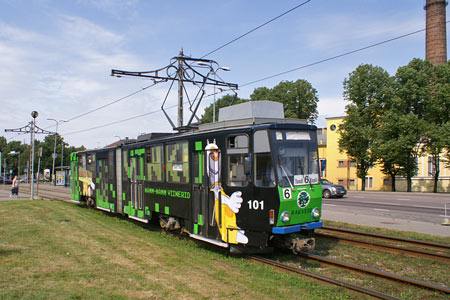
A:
[315,232,450,262]
[320,226,450,250]
[298,251,450,294]
[248,256,401,300]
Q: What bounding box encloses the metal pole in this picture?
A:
[213,71,216,123]
[36,148,41,195]
[47,118,59,185]
[61,141,64,169]
[177,49,184,128]
[30,118,35,200]
[52,124,57,184]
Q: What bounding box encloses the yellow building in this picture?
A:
[319,116,450,193]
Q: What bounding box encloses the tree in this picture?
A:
[422,61,450,192]
[250,79,319,123]
[340,64,393,190]
[391,59,433,192]
[375,111,425,192]
[0,135,85,181]
[201,94,246,123]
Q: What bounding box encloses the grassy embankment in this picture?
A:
[0,200,355,300]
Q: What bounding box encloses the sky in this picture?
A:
[1,0,448,149]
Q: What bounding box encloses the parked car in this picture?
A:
[0,176,12,185]
[321,179,347,198]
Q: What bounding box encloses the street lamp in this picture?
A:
[30,111,38,200]
[47,118,67,185]
[9,151,20,179]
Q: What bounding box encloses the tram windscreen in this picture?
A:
[271,130,320,187]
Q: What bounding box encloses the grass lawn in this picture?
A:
[0,200,356,300]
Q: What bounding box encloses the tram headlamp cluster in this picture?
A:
[311,208,320,218]
[280,211,290,223]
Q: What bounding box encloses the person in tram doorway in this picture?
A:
[10,175,19,198]
[205,139,248,244]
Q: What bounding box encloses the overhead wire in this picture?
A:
[59,2,313,128]
[60,22,444,136]
[240,22,450,87]
[201,0,312,58]
[57,1,314,136]
[64,103,178,136]
[66,82,158,122]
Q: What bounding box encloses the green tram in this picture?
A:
[70,101,323,253]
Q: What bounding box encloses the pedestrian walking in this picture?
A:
[10,176,19,197]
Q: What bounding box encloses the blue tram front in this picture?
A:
[70,101,322,253]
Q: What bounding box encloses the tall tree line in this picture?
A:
[340,58,450,192]
[0,134,85,180]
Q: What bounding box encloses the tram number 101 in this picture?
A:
[247,200,264,210]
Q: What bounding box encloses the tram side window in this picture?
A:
[78,155,86,168]
[87,154,93,165]
[122,150,129,180]
[254,130,275,187]
[227,135,249,187]
[165,141,189,183]
[146,145,163,182]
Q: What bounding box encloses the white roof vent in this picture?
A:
[218,100,284,122]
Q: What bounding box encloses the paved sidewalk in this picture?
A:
[0,184,29,200]
[322,210,450,238]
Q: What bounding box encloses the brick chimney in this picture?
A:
[424,0,448,65]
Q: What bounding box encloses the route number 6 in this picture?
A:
[283,188,292,200]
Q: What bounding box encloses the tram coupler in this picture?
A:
[272,233,316,253]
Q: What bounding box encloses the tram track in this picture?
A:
[315,231,450,262]
[248,255,401,300]
[319,226,450,252]
[4,185,449,297]
[296,251,450,294]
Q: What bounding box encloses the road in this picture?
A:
[322,191,450,237]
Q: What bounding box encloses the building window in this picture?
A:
[350,160,356,168]
[330,124,336,131]
[428,156,439,176]
[415,157,419,176]
[365,176,373,188]
[349,179,355,186]
[338,179,344,185]
[227,135,249,187]
[338,160,345,167]
[165,141,189,183]
[383,178,390,186]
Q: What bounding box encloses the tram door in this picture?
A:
[129,150,145,221]
[192,145,213,238]
[192,143,220,241]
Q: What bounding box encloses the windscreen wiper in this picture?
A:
[297,157,313,190]
[278,155,294,190]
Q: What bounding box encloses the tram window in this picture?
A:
[145,145,163,182]
[227,134,249,187]
[254,130,275,187]
[78,155,86,168]
[87,154,93,165]
[122,150,129,179]
[165,141,189,183]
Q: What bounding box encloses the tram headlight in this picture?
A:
[311,207,320,218]
[280,211,290,223]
